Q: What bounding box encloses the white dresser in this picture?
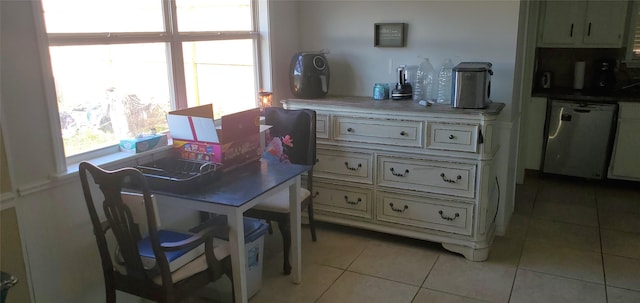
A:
[283,97,504,261]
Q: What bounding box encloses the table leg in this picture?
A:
[228,210,248,303]
[289,176,302,284]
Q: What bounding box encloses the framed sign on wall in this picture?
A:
[374,23,407,47]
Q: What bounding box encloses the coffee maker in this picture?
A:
[594,59,616,93]
[391,65,412,100]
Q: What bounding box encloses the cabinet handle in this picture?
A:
[587,22,591,36]
[389,203,408,213]
[347,127,354,133]
[440,173,462,183]
[570,23,574,37]
[344,196,362,205]
[316,158,320,163]
[344,162,362,171]
[448,134,455,140]
[313,191,320,198]
[438,210,460,221]
[400,131,407,136]
[390,167,410,177]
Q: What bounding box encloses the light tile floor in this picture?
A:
[198,172,640,303]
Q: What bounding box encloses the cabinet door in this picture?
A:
[538,1,584,46]
[609,119,640,180]
[583,1,628,46]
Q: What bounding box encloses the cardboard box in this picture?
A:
[167,105,267,170]
[119,134,168,153]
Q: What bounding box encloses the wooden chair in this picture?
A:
[79,161,232,303]
[244,107,318,275]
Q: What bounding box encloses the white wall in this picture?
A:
[273,0,520,121]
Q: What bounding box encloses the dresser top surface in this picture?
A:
[283,96,505,116]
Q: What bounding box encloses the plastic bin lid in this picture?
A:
[215,217,269,243]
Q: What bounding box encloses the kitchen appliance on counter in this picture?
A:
[391,65,413,100]
[542,99,617,179]
[593,58,616,93]
[540,71,552,89]
[452,62,493,108]
[290,51,330,99]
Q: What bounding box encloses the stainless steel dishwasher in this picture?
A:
[542,99,618,179]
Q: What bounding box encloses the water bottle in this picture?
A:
[413,57,435,102]
[423,58,437,102]
[437,59,454,104]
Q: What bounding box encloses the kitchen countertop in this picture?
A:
[284,96,505,116]
[532,87,640,103]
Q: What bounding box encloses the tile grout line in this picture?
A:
[313,238,371,303]
[507,179,537,303]
[595,184,609,303]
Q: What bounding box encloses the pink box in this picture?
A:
[168,105,267,171]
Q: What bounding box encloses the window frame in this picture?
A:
[35,0,271,173]
[625,0,640,67]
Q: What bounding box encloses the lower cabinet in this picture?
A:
[285,97,504,261]
[609,102,640,181]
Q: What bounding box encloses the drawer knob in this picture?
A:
[313,191,320,198]
[440,173,462,183]
[389,202,408,213]
[400,131,407,136]
[347,127,354,133]
[344,196,362,205]
[344,162,362,171]
[438,210,460,221]
[449,134,455,140]
[390,167,410,177]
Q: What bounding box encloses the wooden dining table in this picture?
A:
[150,157,311,303]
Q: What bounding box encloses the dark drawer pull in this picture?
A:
[344,196,362,205]
[448,134,455,140]
[347,127,354,133]
[389,203,408,213]
[438,210,459,221]
[440,173,461,183]
[390,167,409,177]
[345,162,362,171]
[400,131,407,136]
[312,191,320,198]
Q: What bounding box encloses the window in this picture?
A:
[626,0,640,66]
[42,0,260,159]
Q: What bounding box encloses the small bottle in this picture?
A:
[437,59,454,104]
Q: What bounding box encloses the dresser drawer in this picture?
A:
[376,191,473,235]
[333,116,424,147]
[315,149,373,184]
[313,182,372,218]
[316,113,330,139]
[378,156,476,198]
[427,122,479,153]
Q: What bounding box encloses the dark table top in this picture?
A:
[149,157,311,207]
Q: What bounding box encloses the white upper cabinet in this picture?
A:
[538,0,629,48]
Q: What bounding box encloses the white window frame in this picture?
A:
[33,0,272,174]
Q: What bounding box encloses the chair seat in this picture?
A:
[152,244,229,285]
[113,239,230,285]
[251,187,311,213]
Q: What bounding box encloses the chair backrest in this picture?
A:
[79,162,163,282]
[264,107,316,166]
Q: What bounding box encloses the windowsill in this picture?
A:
[51,144,174,181]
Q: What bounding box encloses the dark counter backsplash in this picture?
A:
[533,48,640,101]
